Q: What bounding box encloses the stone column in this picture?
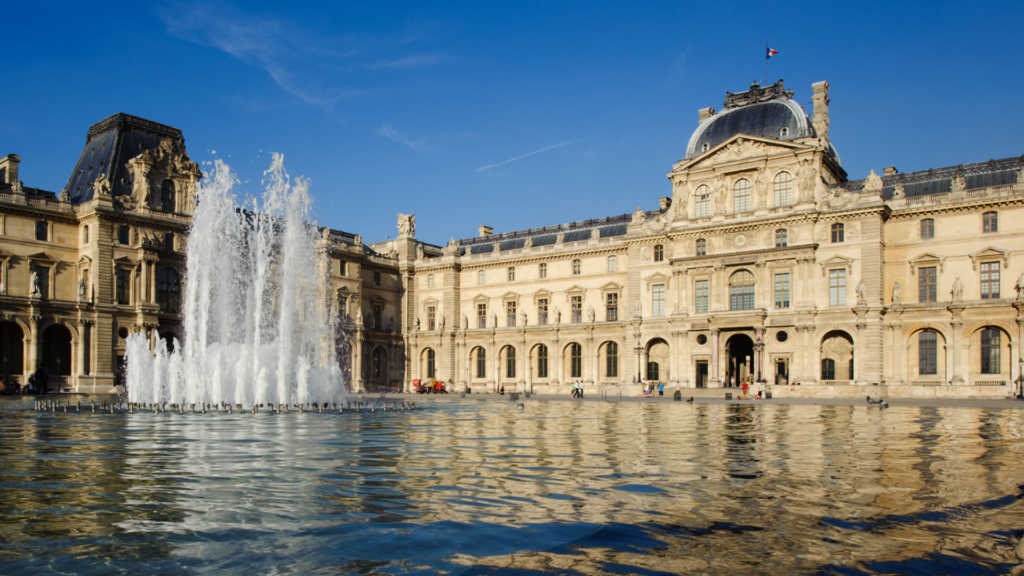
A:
[710,328,720,382]
[755,328,765,382]
[150,261,157,303]
[352,329,364,392]
[76,321,87,377]
[26,315,39,376]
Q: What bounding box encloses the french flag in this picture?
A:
[766,47,779,59]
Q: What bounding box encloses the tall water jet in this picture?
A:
[125,154,343,407]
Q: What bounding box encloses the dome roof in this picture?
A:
[685,80,812,160]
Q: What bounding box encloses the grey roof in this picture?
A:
[64,113,186,204]
[454,210,660,255]
[833,155,1023,200]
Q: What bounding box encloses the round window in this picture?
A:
[776,331,789,343]
[696,334,708,345]
[117,327,130,339]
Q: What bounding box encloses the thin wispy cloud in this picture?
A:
[476,139,585,172]
[156,2,444,112]
[376,125,432,152]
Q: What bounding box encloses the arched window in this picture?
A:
[694,185,711,218]
[981,328,1000,374]
[734,178,751,212]
[729,270,755,310]
[608,255,617,272]
[653,245,664,262]
[774,172,792,207]
[372,347,386,378]
[696,238,706,256]
[920,218,934,239]
[775,229,787,248]
[780,126,790,138]
[478,270,486,285]
[537,345,549,378]
[983,211,998,233]
[505,347,516,379]
[160,180,175,212]
[572,259,581,275]
[606,342,618,378]
[821,358,836,380]
[570,343,582,378]
[508,267,515,282]
[831,223,845,243]
[156,268,180,313]
[426,349,436,379]
[476,348,486,378]
[919,331,938,375]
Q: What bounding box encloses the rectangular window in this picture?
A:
[829,269,846,306]
[507,301,516,327]
[919,332,937,375]
[571,295,582,323]
[920,219,934,239]
[696,239,706,256]
[695,193,710,218]
[981,329,1001,374]
[35,221,48,242]
[539,263,547,278]
[774,273,790,308]
[83,226,89,244]
[426,273,433,287]
[537,348,548,378]
[652,284,665,316]
[694,280,709,313]
[477,350,486,378]
[608,256,617,272]
[427,306,436,331]
[775,229,787,248]
[33,266,50,299]
[373,271,381,286]
[340,261,347,276]
[606,293,618,321]
[831,223,844,243]
[372,304,383,330]
[572,259,581,275]
[339,297,347,319]
[477,303,487,329]
[118,226,130,245]
[538,299,548,325]
[918,266,937,303]
[508,267,515,282]
[116,268,130,305]
[983,212,998,233]
[980,262,1000,299]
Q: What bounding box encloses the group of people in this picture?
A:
[642,382,664,397]
[570,381,585,398]
[0,368,51,396]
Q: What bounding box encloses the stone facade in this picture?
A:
[4,80,1023,397]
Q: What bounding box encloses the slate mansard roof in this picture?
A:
[64,113,186,204]
[454,209,664,256]
[835,155,1023,200]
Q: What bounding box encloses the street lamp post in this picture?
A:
[1017,357,1023,399]
[634,345,643,383]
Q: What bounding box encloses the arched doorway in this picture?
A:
[821,330,854,382]
[725,334,754,386]
[41,324,72,392]
[0,321,24,379]
[646,338,669,382]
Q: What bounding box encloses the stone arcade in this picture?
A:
[1,80,1022,397]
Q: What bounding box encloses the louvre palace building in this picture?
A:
[2,79,1023,397]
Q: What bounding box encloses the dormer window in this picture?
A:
[780,127,790,138]
[701,143,710,153]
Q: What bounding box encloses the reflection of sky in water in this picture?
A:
[1,398,1024,574]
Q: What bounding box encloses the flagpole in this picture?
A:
[765,40,768,86]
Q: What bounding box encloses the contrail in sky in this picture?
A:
[476,139,585,172]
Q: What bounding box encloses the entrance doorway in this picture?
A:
[775,359,788,385]
[41,324,72,393]
[0,321,24,378]
[695,361,708,388]
[725,334,754,386]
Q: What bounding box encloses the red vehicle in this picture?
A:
[414,379,447,394]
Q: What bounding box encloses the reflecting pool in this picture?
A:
[2,397,1023,575]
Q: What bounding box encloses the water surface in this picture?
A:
[2,397,1023,574]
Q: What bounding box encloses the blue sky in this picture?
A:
[3,1,1022,245]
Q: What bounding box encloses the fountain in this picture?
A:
[125,154,343,408]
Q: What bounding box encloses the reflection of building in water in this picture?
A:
[4,79,1023,395]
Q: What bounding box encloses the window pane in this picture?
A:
[695,185,710,217]
[983,212,998,232]
[921,219,934,239]
[980,262,1000,299]
[774,172,792,206]
[831,223,844,243]
[918,267,936,302]
[695,280,709,313]
[652,284,665,316]
[538,299,548,326]
[507,301,516,327]
[981,328,1000,374]
[571,344,582,378]
[829,269,846,305]
[696,239,705,256]
[537,345,548,378]
[540,263,547,278]
[35,221,48,241]
[775,229,787,248]
[606,293,618,321]
[571,296,582,323]
[608,256,617,272]
[606,342,618,377]
[919,331,937,374]
[774,273,790,308]
[733,179,751,212]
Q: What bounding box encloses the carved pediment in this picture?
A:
[819,255,854,277]
[472,293,490,303]
[677,135,806,171]
[500,291,520,302]
[644,272,671,287]
[908,252,945,275]
[565,285,587,296]
[969,247,1009,270]
[532,289,552,304]
[600,281,623,294]
[27,252,58,264]
[421,297,439,307]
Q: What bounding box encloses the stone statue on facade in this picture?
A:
[1014,271,1024,300]
[0,281,5,295]
[78,278,86,302]
[523,237,533,248]
[93,173,112,197]
[29,269,41,298]
[634,297,642,318]
[892,184,905,199]
[950,172,966,193]
[892,281,902,305]
[553,307,561,325]
[416,244,425,260]
[442,237,459,256]
[855,279,866,304]
[712,175,727,213]
[798,160,818,202]
[1016,167,1023,184]
[397,213,416,238]
[58,189,70,202]
[587,305,596,323]
[951,277,964,301]
[631,206,646,226]
[462,314,469,330]
[520,311,527,327]
[321,227,332,242]
[414,317,420,332]
[754,168,768,207]
[556,233,564,243]
[438,314,445,332]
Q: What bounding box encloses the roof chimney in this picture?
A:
[659,197,672,210]
[883,166,898,176]
[698,107,716,124]
[0,154,21,185]
[478,225,493,237]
